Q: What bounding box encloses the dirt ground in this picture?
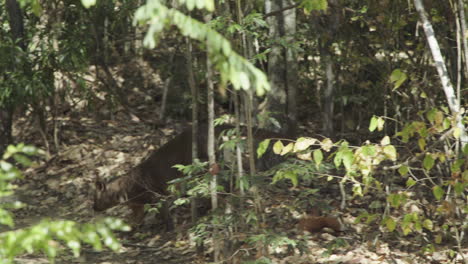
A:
[8,112,467,264]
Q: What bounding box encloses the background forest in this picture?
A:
[0,0,467,263]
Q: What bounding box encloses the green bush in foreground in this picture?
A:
[0,144,129,264]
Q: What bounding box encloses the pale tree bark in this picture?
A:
[234,0,246,196]
[323,55,335,137]
[457,0,468,80]
[414,0,468,147]
[264,0,297,135]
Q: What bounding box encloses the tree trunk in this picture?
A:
[264,0,289,134]
[323,54,335,137]
[0,108,13,154]
[457,0,468,80]
[204,13,219,262]
[1,0,25,153]
[414,0,468,147]
[284,0,297,137]
[186,36,199,222]
[6,0,25,50]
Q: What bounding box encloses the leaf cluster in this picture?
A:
[0,145,130,263]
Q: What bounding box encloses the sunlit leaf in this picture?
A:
[361,145,376,157]
[297,151,312,160]
[377,117,385,131]
[273,140,284,155]
[453,127,461,139]
[294,137,316,152]
[342,151,354,171]
[81,0,96,8]
[423,219,433,230]
[383,145,397,161]
[369,116,378,132]
[257,139,270,158]
[380,136,390,146]
[281,143,294,156]
[321,138,333,152]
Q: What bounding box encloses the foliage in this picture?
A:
[133,0,270,96]
[0,144,129,263]
[262,112,467,255]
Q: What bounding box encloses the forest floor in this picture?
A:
[7,102,466,264]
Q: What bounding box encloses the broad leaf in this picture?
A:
[432,186,444,200]
[423,154,435,171]
[257,139,270,158]
[313,149,323,167]
[273,140,284,155]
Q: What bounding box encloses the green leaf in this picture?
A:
[81,0,96,8]
[320,138,333,152]
[13,154,32,167]
[453,182,464,195]
[406,178,416,187]
[352,183,363,196]
[383,145,397,161]
[281,143,294,156]
[380,136,390,146]
[257,139,270,158]
[432,186,445,200]
[31,0,42,16]
[313,149,323,167]
[423,219,433,230]
[273,140,284,155]
[426,108,437,123]
[418,138,426,151]
[369,116,378,132]
[423,154,435,171]
[453,127,461,139]
[284,171,298,187]
[377,117,385,131]
[238,72,250,91]
[334,150,343,168]
[390,69,407,90]
[300,0,328,14]
[463,143,468,155]
[294,137,316,152]
[385,217,397,232]
[361,145,376,157]
[398,165,409,176]
[342,151,354,170]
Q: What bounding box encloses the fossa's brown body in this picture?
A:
[93,124,289,226]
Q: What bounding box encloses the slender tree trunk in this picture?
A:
[264,0,288,133]
[186,36,199,222]
[204,13,219,262]
[457,0,468,80]
[323,54,335,137]
[6,0,25,50]
[0,108,13,154]
[414,0,468,147]
[284,0,297,137]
